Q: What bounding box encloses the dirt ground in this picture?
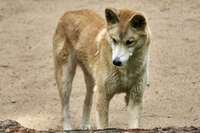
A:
[0,0,200,130]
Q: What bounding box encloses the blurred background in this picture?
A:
[0,0,199,130]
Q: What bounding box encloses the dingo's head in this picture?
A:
[105,8,149,67]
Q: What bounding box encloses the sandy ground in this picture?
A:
[0,0,200,130]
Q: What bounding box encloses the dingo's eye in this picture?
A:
[126,40,134,46]
[112,38,117,43]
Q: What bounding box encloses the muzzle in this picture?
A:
[112,57,122,66]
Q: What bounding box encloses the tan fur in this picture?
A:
[53,8,151,130]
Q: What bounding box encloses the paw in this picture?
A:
[80,124,91,130]
[63,124,72,131]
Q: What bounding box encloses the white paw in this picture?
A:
[80,124,91,130]
[64,124,72,131]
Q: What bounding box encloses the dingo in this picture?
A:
[53,8,151,130]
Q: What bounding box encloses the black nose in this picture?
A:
[113,59,122,66]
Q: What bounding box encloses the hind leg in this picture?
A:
[80,66,94,129]
[55,54,77,130]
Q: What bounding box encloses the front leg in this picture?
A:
[95,86,110,129]
[127,89,144,128]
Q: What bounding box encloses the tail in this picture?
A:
[53,21,66,59]
[52,20,67,82]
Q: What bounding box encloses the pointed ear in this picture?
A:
[130,14,146,30]
[105,8,119,24]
